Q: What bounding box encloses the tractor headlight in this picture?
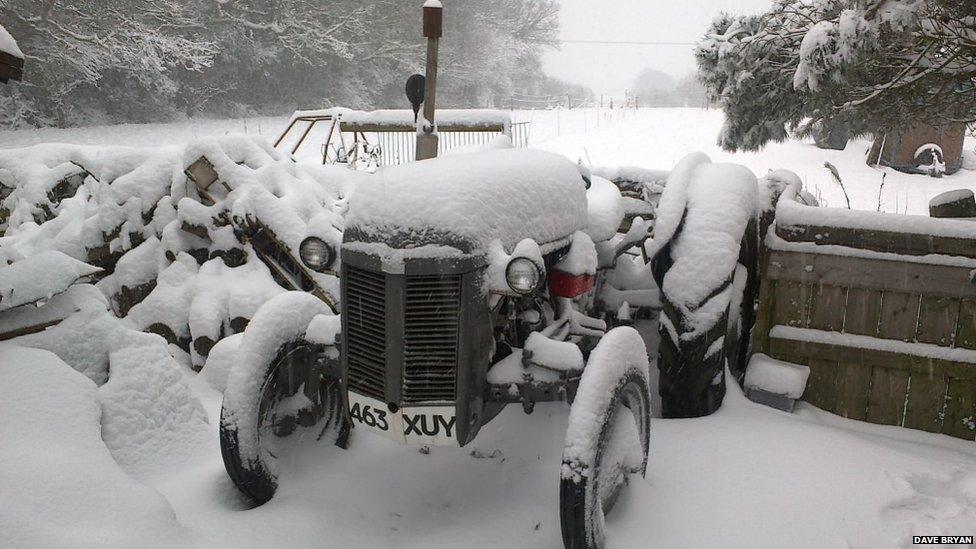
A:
[299,237,334,272]
[506,257,542,295]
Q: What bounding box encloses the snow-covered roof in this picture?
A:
[344,148,588,253]
[288,108,511,130]
[0,24,23,59]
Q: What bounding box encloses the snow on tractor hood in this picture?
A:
[344,149,588,255]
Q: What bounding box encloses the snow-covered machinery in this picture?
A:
[218,148,659,549]
[0,137,368,370]
[274,108,529,168]
[0,251,102,342]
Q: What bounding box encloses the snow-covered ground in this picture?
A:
[523,108,976,215]
[1,109,975,548]
[4,342,974,549]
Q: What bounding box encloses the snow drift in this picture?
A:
[0,344,192,548]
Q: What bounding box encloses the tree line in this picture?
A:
[631,68,711,109]
[0,0,582,128]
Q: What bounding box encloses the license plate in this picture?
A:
[346,391,457,447]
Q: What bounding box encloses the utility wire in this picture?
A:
[559,39,696,46]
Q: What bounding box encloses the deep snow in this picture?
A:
[3,341,974,548]
[1,108,975,548]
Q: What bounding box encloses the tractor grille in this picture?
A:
[343,262,462,404]
[403,274,461,403]
[344,265,387,401]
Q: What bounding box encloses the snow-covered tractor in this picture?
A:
[218,148,658,548]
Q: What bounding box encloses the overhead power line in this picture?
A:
[559,39,696,46]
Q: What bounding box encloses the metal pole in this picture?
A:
[416,2,442,161]
[422,37,438,126]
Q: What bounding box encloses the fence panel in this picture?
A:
[363,122,530,167]
[752,189,976,440]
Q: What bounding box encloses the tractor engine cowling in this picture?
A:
[340,246,493,447]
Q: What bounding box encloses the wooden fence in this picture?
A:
[752,189,976,440]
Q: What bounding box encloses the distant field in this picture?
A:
[1,108,973,215]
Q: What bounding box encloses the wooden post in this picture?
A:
[416,1,442,161]
[929,189,976,218]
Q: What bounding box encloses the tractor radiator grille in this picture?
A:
[344,265,387,401]
[402,274,461,403]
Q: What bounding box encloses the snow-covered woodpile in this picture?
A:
[753,184,976,440]
[0,136,362,371]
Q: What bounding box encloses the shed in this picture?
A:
[868,121,967,176]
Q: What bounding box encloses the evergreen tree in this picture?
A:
[696,0,976,152]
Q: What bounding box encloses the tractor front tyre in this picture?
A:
[218,292,343,505]
[560,327,651,549]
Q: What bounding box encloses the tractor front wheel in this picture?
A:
[560,327,651,549]
[218,292,344,505]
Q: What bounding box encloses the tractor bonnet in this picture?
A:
[344,148,588,255]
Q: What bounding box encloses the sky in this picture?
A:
[542,0,775,97]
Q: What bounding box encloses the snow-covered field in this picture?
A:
[1,109,975,548]
[3,108,971,215]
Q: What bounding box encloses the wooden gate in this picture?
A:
[752,188,976,440]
